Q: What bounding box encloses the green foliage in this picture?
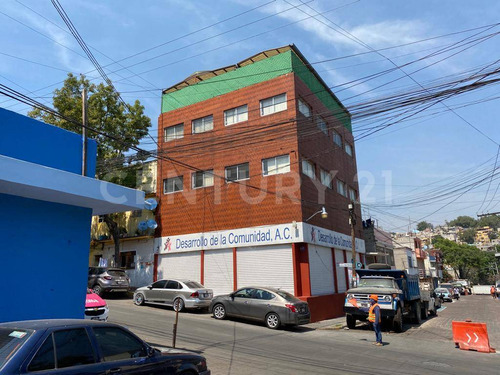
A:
[448,215,477,228]
[459,228,476,244]
[28,73,151,176]
[488,231,498,240]
[477,215,500,230]
[417,221,433,231]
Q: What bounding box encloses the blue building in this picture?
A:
[0,108,145,322]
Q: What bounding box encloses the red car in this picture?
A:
[84,289,109,321]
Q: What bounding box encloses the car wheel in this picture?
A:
[413,301,422,324]
[92,285,103,296]
[212,304,226,320]
[173,298,184,312]
[421,302,429,320]
[346,314,356,329]
[265,312,281,329]
[134,293,145,306]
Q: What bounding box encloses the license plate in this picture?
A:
[116,281,122,284]
[91,317,101,320]
[360,302,369,308]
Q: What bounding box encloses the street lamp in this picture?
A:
[306,206,328,222]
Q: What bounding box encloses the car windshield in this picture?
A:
[275,290,300,302]
[184,281,204,289]
[107,270,126,277]
[359,278,396,288]
[0,328,32,369]
[440,284,452,289]
[435,288,448,293]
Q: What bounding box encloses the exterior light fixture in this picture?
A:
[306,206,328,222]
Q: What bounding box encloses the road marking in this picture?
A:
[437,306,447,312]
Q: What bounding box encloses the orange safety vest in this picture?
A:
[491,287,496,294]
[368,303,381,323]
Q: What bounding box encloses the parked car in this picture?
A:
[134,279,213,311]
[210,287,310,329]
[439,283,454,295]
[88,267,130,296]
[85,288,108,321]
[0,319,210,374]
[435,287,452,302]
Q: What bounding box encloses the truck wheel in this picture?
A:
[393,307,403,333]
[421,302,429,320]
[346,314,356,329]
[413,301,422,324]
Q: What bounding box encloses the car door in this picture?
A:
[91,326,170,375]
[228,288,255,318]
[251,289,276,320]
[146,280,168,302]
[164,280,181,305]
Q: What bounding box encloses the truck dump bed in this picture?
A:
[356,269,421,301]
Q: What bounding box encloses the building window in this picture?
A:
[333,131,342,147]
[345,143,353,156]
[262,155,290,176]
[301,159,315,179]
[224,105,248,126]
[163,176,183,194]
[320,169,333,188]
[192,115,213,134]
[349,188,357,202]
[120,251,136,269]
[98,215,105,223]
[297,98,311,117]
[164,123,184,142]
[131,210,142,218]
[192,170,214,188]
[337,179,347,197]
[225,162,249,182]
[260,93,287,116]
[316,116,327,135]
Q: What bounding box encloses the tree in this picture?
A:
[459,228,476,244]
[417,221,433,231]
[449,215,477,228]
[477,215,500,230]
[29,73,151,265]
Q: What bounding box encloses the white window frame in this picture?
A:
[316,116,327,135]
[298,98,311,118]
[337,179,347,197]
[164,123,184,142]
[301,159,315,179]
[320,169,333,189]
[192,170,214,189]
[333,131,342,147]
[163,176,184,194]
[345,143,353,156]
[262,155,290,176]
[349,188,357,202]
[224,105,248,126]
[225,163,250,182]
[192,115,213,134]
[260,93,287,116]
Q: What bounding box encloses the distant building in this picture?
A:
[363,219,395,267]
[393,247,418,275]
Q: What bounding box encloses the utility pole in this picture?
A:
[81,88,88,176]
[477,212,500,217]
[349,202,357,288]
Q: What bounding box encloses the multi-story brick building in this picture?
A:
[155,45,365,321]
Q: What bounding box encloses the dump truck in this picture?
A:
[344,269,432,332]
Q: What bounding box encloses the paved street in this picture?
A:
[107,294,499,374]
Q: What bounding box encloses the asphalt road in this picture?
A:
[106,294,499,374]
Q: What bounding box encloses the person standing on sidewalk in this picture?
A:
[491,285,496,299]
[368,294,383,346]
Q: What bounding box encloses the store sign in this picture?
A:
[159,222,365,254]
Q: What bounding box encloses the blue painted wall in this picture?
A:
[0,108,97,177]
[0,194,92,322]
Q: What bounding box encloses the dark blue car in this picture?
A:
[0,320,210,374]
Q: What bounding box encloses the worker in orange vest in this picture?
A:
[368,294,383,346]
[491,285,496,299]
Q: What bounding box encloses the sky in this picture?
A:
[1,0,500,232]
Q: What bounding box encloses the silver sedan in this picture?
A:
[210,287,310,329]
[134,279,213,311]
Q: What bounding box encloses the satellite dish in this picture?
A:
[138,221,148,231]
[144,198,158,211]
[147,219,158,229]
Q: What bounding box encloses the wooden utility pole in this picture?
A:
[81,88,88,176]
[349,202,357,288]
[172,299,180,348]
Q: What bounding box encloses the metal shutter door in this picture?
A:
[309,244,335,295]
[237,244,294,294]
[157,251,201,282]
[204,249,234,296]
[335,249,347,293]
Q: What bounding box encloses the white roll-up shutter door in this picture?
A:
[309,244,335,295]
[157,251,201,282]
[335,249,347,293]
[204,249,234,296]
[237,244,294,294]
